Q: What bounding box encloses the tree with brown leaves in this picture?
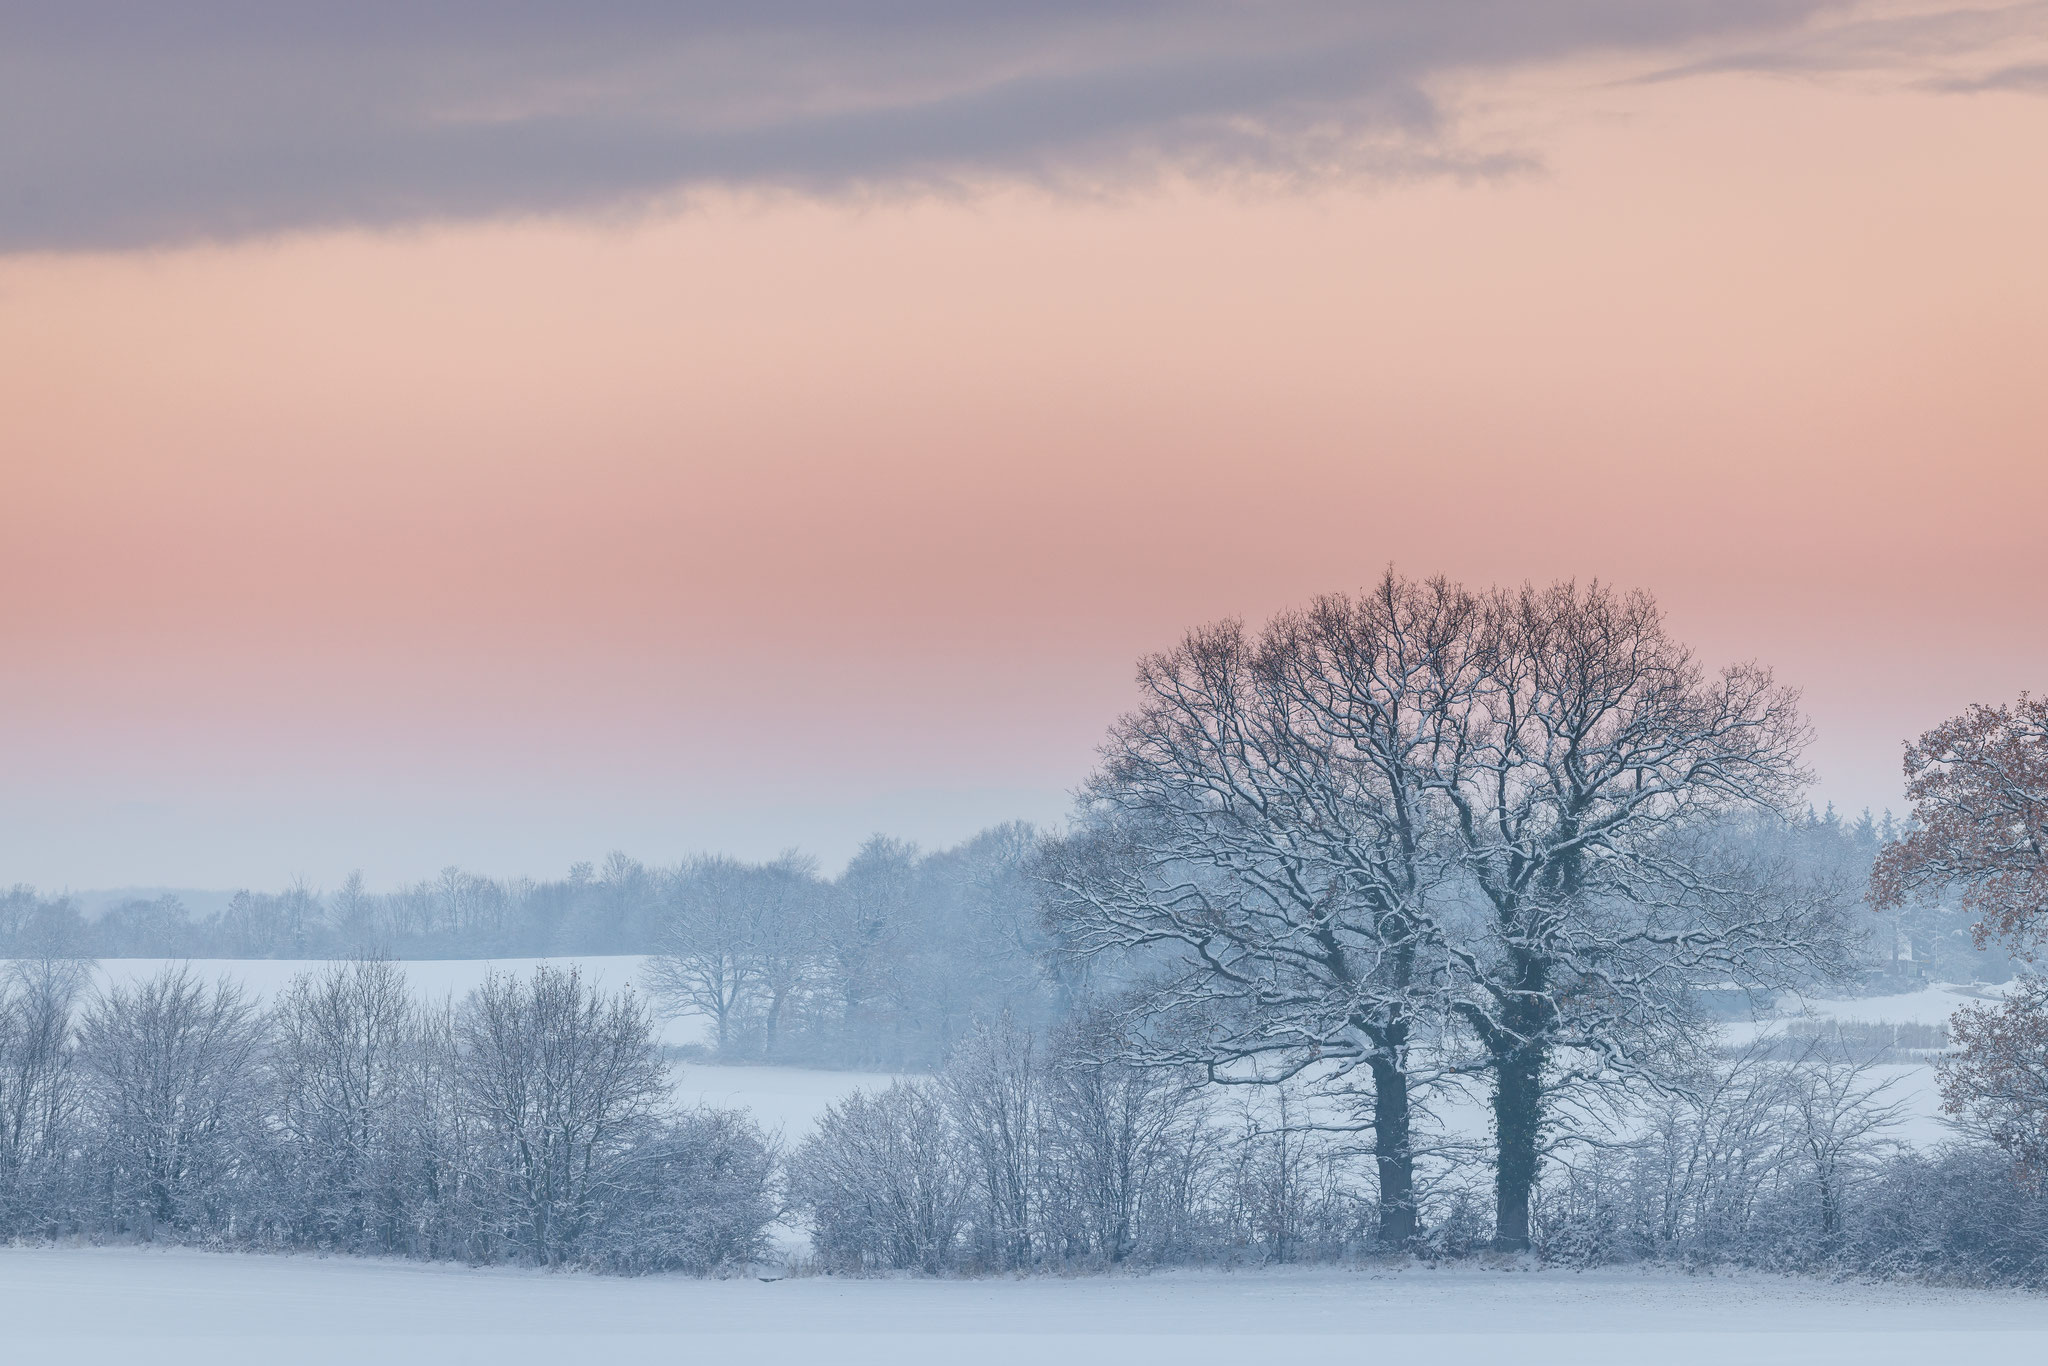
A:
[1942,980,2048,1173]
[1875,695,2048,1170]
[1872,696,2048,953]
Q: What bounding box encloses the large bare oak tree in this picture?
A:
[1050,573,1845,1249]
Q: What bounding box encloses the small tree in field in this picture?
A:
[646,857,766,1053]
[1875,696,2048,1169]
[269,958,418,1250]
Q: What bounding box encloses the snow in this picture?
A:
[1846,1063,1953,1148]
[670,1060,905,1137]
[1749,981,2011,1033]
[1708,982,2022,1150]
[4,1247,2045,1365]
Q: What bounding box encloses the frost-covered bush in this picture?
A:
[1036,1028,1213,1266]
[0,956,88,1239]
[1840,1145,2048,1287]
[792,1023,1396,1274]
[75,966,269,1241]
[789,1081,968,1273]
[583,1107,780,1275]
[0,960,781,1275]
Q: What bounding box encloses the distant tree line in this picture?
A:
[0,813,1984,1080]
[1,823,1059,1071]
[644,827,1063,1068]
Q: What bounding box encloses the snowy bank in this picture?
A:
[5,1247,2046,1365]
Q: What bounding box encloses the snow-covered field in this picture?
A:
[674,1060,902,1136]
[1726,981,2015,1148]
[4,1247,2044,1365]
[1737,981,2009,1035]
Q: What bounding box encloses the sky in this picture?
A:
[4,1,2046,891]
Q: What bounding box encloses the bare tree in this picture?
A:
[329,871,380,953]
[453,966,670,1264]
[1633,1039,1792,1252]
[1049,574,1845,1251]
[1040,1017,1207,1264]
[587,1105,780,1274]
[790,1080,966,1273]
[277,877,324,957]
[1782,1040,1905,1256]
[75,966,267,1238]
[592,851,655,947]
[1434,580,1828,1249]
[268,957,418,1249]
[0,887,89,959]
[942,1014,1043,1268]
[644,852,823,1057]
[0,954,89,1233]
[821,825,1055,1068]
[387,998,475,1258]
[1042,575,1480,1246]
[645,857,767,1052]
[748,853,824,1058]
[825,835,918,1052]
[94,894,193,956]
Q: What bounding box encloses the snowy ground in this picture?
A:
[1736,980,2010,1036]
[1726,980,2016,1148]
[671,1060,903,1136]
[4,1246,2045,1365]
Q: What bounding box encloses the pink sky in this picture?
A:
[4,42,2046,888]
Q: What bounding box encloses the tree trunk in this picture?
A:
[1492,1042,1544,1251]
[1369,1050,1418,1246]
[1817,1155,1841,1257]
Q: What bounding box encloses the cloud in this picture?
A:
[1927,58,2048,89]
[1,1,1841,251]
[1636,1,2048,84]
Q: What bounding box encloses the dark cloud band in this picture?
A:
[0,1,1865,250]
